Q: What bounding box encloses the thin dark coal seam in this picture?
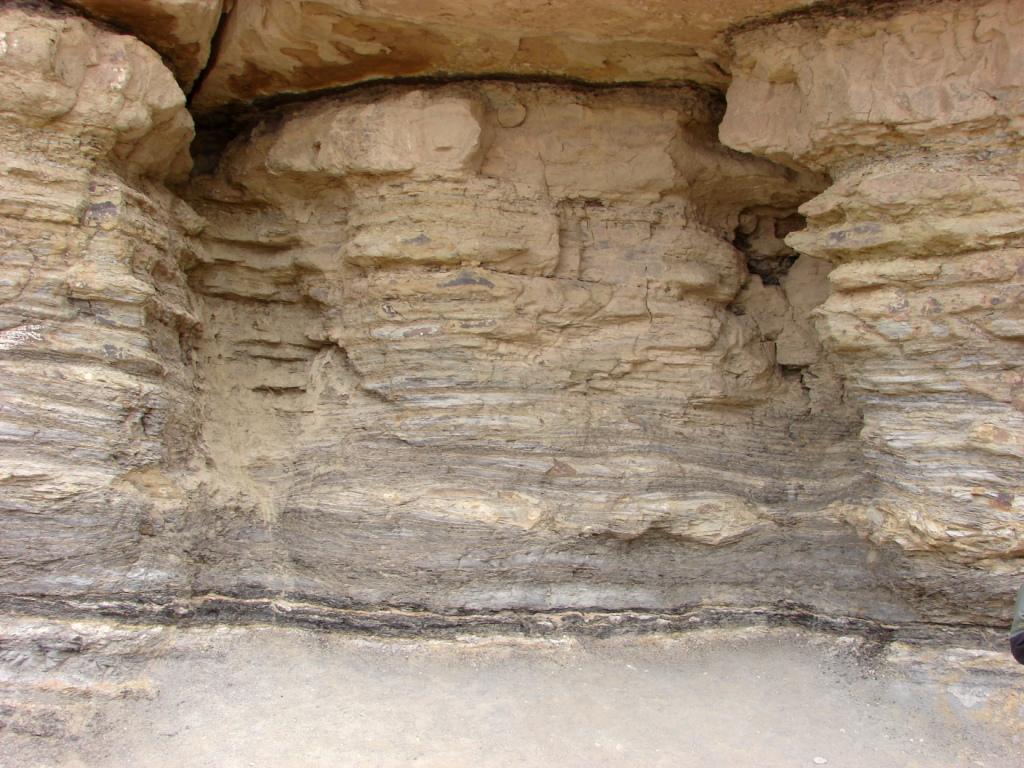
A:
[0,593,1007,644]
[196,72,722,120]
[725,0,949,42]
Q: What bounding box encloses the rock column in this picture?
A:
[722,0,1024,622]
[0,6,201,598]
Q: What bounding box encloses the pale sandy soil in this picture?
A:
[2,623,1021,767]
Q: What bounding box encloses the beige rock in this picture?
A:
[720,0,1024,170]
[61,0,224,90]
[736,255,829,368]
[0,6,200,597]
[3,0,1021,631]
[722,0,1024,607]
[189,0,822,110]
[265,91,485,180]
[178,81,881,617]
[563,493,767,545]
[0,7,194,181]
[343,178,559,275]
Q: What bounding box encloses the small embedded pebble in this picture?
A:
[813,758,828,765]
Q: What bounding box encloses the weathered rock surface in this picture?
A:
[0,0,1021,636]
[0,6,200,597]
[181,81,903,616]
[188,0,828,111]
[59,0,223,90]
[722,0,1024,619]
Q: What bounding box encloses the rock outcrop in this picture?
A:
[0,5,200,597]
[188,0,823,111]
[0,0,1021,632]
[722,0,1024,620]
[180,81,902,615]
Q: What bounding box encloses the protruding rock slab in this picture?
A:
[189,0,822,111]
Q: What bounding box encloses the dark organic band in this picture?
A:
[1011,633,1024,665]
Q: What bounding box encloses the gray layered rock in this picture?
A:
[0,6,200,600]
[721,0,1024,623]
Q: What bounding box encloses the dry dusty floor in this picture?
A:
[1,620,1022,767]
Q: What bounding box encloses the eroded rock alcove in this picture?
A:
[1,0,1021,640]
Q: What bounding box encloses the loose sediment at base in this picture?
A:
[1,618,1020,767]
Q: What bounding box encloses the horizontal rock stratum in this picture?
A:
[62,0,827,105]
[0,0,1021,635]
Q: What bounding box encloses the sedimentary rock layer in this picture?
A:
[722,0,1024,619]
[0,6,200,597]
[0,0,1020,632]
[188,0,827,110]
[179,81,917,618]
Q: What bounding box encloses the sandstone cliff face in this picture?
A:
[0,0,1021,630]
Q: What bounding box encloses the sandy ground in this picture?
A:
[2,622,1022,767]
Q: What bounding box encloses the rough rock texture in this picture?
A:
[188,0,826,111]
[181,82,906,617]
[59,0,223,90]
[721,0,1024,620]
[0,6,201,597]
[0,0,1022,636]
